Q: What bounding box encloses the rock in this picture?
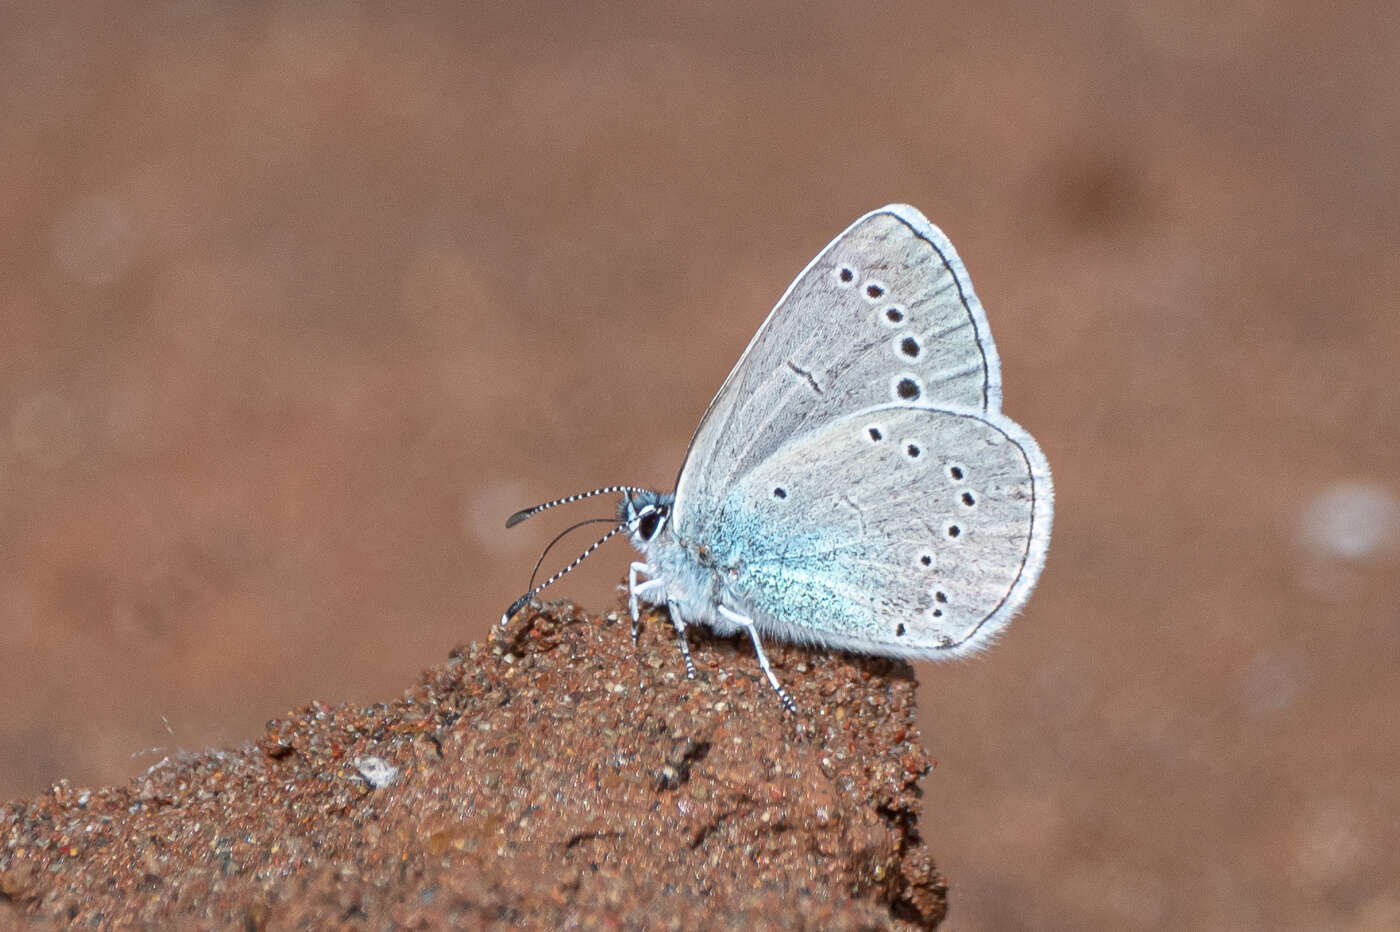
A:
[0,602,947,928]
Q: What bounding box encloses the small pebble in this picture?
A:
[353,757,399,789]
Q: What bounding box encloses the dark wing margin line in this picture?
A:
[897,213,997,414]
[932,411,1050,653]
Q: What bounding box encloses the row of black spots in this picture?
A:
[894,586,949,638]
[942,461,978,511]
[832,260,935,408]
[872,256,917,390]
[943,471,967,538]
[864,424,925,464]
[852,262,918,364]
[869,430,924,461]
[835,251,890,295]
[854,272,908,332]
[901,590,951,635]
[885,591,940,639]
[833,262,887,300]
[866,429,966,507]
[832,260,906,325]
[833,262,927,389]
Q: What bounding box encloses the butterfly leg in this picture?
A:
[628,562,663,642]
[627,562,646,630]
[666,601,697,679]
[717,605,797,714]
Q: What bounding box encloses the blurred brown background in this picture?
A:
[3,2,1398,928]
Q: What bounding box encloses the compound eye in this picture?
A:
[638,509,661,540]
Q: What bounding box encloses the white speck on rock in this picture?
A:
[354,756,398,789]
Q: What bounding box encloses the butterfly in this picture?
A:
[503,205,1052,711]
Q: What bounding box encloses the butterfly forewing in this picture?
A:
[704,404,1052,657]
[674,205,1004,535]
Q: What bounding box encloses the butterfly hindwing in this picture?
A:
[702,404,1052,658]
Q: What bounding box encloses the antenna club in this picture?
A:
[501,595,530,625]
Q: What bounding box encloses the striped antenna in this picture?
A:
[500,521,628,625]
[505,485,645,528]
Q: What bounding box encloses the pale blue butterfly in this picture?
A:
[503,205,1053,711]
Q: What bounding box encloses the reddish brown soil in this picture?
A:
[2,604,946,928]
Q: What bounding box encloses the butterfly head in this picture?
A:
[620,489,674,553]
